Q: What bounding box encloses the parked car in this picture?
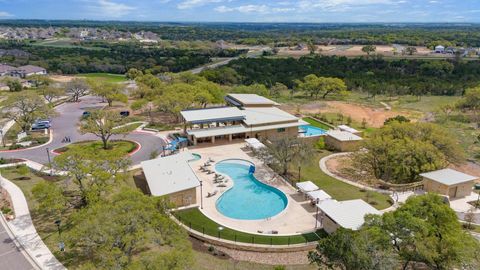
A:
[31,122,51,130]
[120,111,130,117]
[82,111,91,118]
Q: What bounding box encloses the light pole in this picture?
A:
[54,219,65,252]
[46,147,52,176]
[475,184,480,209]
[217,226,224,239]
[200,180,203,209]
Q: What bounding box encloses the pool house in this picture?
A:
[181,94,308,145]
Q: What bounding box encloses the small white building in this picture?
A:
[435,45,445,53]
[420,168,477,199]
[317,199,380,234]
[140,151,200,207]
[325,130,363,152]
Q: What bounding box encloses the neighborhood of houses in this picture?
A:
[136,93,479,235]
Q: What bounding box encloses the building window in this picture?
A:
[277,128,286,133]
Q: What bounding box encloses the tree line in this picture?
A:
[0,40,246,74]
[225,55,480,97]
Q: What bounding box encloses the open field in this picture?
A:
[275,44,477,59]
[31,38,106,50]
[76,73,128,83]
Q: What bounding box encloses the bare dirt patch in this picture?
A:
[276,45,433,58]
[49,75,76,83]
[281,101,406,127]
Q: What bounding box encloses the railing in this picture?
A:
[172,212,324,247]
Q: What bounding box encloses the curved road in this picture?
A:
[0,96,166,166]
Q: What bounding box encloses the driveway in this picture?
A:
[0,218,36,270]
[0,96,166,166]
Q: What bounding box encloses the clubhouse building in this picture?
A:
[181,94,308,145]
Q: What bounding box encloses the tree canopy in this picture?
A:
[355,122,463,183]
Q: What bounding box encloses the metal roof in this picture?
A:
[338,125,360,134]
[225,94,278,106]
[140,151,200,197]
[243,107,299,126]
[181,107,245,124]
[317,199,380,230]
[307,190,332,202]
[420,168,478,186]
[187,125,247,138]
[326,130,363,141]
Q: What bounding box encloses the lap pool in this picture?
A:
[215,159,288,220]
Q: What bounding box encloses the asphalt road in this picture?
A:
[0,219,36,270]
[0,96,166,166]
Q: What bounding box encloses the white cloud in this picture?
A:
[298,0,394,11]
[215,4,295,14]
[85,0,136,18]
[0,11,13,17]
[178,0,225,10]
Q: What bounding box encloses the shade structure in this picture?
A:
[307,190,332,202]
[245,138,265,150]
[296,181,319,193]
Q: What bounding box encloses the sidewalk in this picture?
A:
[0,175,65,270]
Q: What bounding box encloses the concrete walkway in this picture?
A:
[0,174,65,270]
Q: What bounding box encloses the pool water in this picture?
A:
[299,125,327,137]
[215,160,288,220]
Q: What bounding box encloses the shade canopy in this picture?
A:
[296,181,319,193]
[307,190,332,202]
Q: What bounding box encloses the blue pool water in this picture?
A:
[189,153,201,162]
[300,125,327,137]
[215,160,288,220]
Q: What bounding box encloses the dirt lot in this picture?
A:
[49,75,76,83]
[281,101,408,127]
[277,45,436,58]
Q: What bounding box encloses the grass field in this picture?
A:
[54,140,137,155]
[31,38,106,50]
[292,151,392,210]
[76,73,127,83]
[174,208,326,245]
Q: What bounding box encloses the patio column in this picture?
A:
[211,136,215,144]
[229,134,232,142]
[193,137,197,146]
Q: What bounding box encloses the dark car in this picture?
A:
[82,111,91,118]
[120,111,130,117]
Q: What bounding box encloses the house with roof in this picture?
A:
[140,151,200,207]
[325,130,363,152]
[0,64,16,76]
[434,45,445,53]
[316,199,380,234]
[0,64,47,78]
[420,168,478,199]
[181,94,307,145]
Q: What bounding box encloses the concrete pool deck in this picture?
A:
[188,142,319,235]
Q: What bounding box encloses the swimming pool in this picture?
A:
[299,125,327,137]
[215,159,288,220]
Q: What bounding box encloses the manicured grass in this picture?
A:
[174,208,326,245]
[54,140,137,155]
[76,73,127,83]
[302,117,332,130]
[293,151,393,210]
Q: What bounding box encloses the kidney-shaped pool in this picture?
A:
[215,159,288,220]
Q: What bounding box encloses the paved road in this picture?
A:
[0,218,36,270]
[0,96,166,166]
[188,48,266,74]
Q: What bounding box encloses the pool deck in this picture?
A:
[188,142,319,235]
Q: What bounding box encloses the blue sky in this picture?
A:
[0,0,479,22]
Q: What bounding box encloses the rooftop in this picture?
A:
[326,130,363,141]
[243,107,299,126]
[18,65,46,74]
[140,151,200,197]
[225,93,278,107]
[338,125,360,134]
[317,199,380,230]
[0,64,15,73]
[181,107,245,124]
[420,168,478,186]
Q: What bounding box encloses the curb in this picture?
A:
[0,212,41,270]
[0,129,53,153]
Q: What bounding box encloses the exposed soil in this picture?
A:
[49,75,76,83]
[281,101,405,128]
[277,45,434,58]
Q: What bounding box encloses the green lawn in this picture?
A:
[293,151,392,210]
[54,140,137,155]
[76,73,127,83]
[174,208,326,245]
[302,117,332,130]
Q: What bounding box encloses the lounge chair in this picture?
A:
[217,184,227,188]
[207,190,218,197]
[208,158,215,162]
[206,170,215,175]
